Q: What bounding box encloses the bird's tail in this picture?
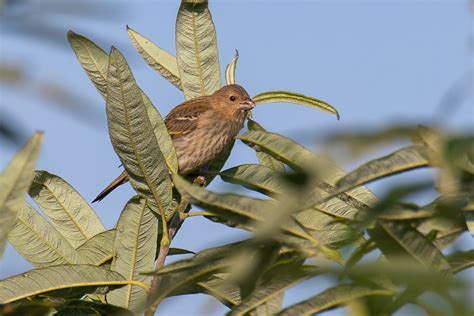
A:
[92,170,129,203]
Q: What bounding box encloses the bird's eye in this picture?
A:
[229,95,236,101]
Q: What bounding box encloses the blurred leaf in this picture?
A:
[447,250,474,273]
[67,31,109,98]
[325,125,418,157]
[229,268,313,315]
[173,175,317,246]
[225,50,239,85]
[252,91,339,120]
[106,47,173,220]
[417,214,466,249]
[8,202,82,267]
[107,197,158,313]
[127,26,182,90]
[370,221,452,274]
[77,229,115,266]
[197,275,241,307]
[336,146,429,191]
[219,164,286,196]
[28,170,105,248]
[277,284,393,316]
[0,265,130,304]
[0,132,42,256]
[168,247,195,256]
[54,299,134,316]
[247,119,286,172]
[176,0,221,99]
[239,130,378,219]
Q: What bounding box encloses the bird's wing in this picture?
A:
[164,96,210,138]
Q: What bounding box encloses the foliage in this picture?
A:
[1,1,473,315]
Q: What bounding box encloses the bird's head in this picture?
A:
[212,84,255,113]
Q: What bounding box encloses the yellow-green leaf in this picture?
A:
[67,31,109,98]
[336,146,429,191]
[106,47,173,220]
[8,202,81,267]
[0,132,42,256]
[176,0,221,99]
[107,197,158,313]
[225,50,239,85]
[0,265,131,304]
[28,170,105,248]
[127,26,182,90]
[77,229,115,266]
[252,90,340,120]
[277,284,393,316]
[247,119,286,172]
[68,31,178,173]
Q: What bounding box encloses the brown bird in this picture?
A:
[93,84,255,202]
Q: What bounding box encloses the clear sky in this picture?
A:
[1,1,473,315]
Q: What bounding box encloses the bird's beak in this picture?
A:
[239,99,255,111]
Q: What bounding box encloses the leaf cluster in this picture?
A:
[1,1,472,315]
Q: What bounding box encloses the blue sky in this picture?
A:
[1,1,473,315]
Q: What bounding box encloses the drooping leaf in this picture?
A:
[8,202,81,267]
[77,229,115,266]
[28,171,105,248]
[0,265,132,304]
[229,269,313,316]
[219,164,286,196]
[127,26,182,90]
[67,31,109,98]
[175,0,221,99]
[68,32,178,173]
[252,90,340,120]
[277,284,393,316]
[207,141,235,184]
[173,175,316,245]
[168,247,195,256]
[239,130,378,218]
[197,274,241,307]
[336,146,429,191]
[446,250,474,273]
[106,47,173,220]
[247,119,286,172]
[225,50,239,85]
[0,132,42,256]
[369,221,452,274]
[107,197,158,313]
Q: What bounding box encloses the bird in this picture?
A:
[92,84,255,202]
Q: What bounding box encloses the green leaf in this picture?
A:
[176,0,221,99]
[0,265,134,304]
[107,197,158,313]
[106,47,173,220]
[219,164,286,196]
[8,202,81,267]
[369,221,452,274]
[77,229,115,266]
[446,250,474,274]
[0,132,42,256]
[197,274,241,307]
[68,32,178,173]
[229,270,312,316]
[207,141,235,184]
[247,119,286,172]
[67,31,109,98]
[277,284,393,316]
[336,146,429,191]
[127,26,182,90]
[168,247,195,256]
[238,130,378,219]
[225,50,239,85]
[28,171,105,248]
[252,90,340,120]
[173,175,316,244]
